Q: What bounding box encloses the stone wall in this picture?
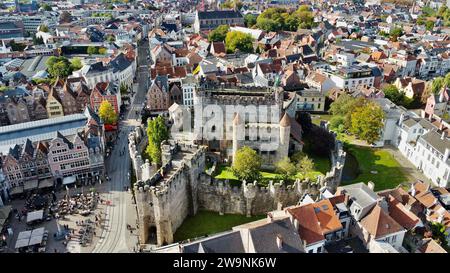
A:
[129,125,346,246]
[196,133,346,215]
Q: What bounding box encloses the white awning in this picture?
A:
[27,210,44,223]
[38,179,54,189]
[31,227,45,237]
[28,235,43,246]
[9,186,23,195]
[15,228,46,248]
[15,238,29,249]
[63,176,77,185]
[24,180,39,191]
[17,230,32,240]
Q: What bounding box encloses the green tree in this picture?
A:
[425,20,435,31]
[256,17,280,32]
[40,3,52,11]
[87,46,98,55]
[389,27,403,41]
[46,56,73,78]
[444,72,450,87]
[9,40,26,51]
[350,101,385,144]
[430,222,449,250]
[39,25,49,32]
[98,100,118,125]
[232,146,262,182]
[383,84,405,105]
[32,34,44,45]
[432,77,445,94]
[329,94,366,129]
[106,34,116,42]
[244,14,257,28]
[70,58,83,71]
[297,155,315,178]
[295,5,315,29]
[256,6,315,31]
[329,115,346,134]
[98,47,107,55]
[225,31,254,53]
[145,116,169,167]
[120,83,128,95]
[208,25,230,42]
[275,157,297,180]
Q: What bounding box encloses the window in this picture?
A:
[391,235,397,243]
[308,249,314,253]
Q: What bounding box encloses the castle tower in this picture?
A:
[232,113,244,163]
[278,113,291,161]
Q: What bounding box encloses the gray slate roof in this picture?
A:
[197,10,243,20]
[421,130,450,155]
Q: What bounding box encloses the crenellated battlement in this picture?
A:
[129,123,346,247]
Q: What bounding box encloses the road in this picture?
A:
[91,39,149,253]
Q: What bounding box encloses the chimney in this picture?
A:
[438,212,445,224]
[267,212,274,223]
[368,181,375,191]
[441,131,446,140]
[378,197,389,213]
[410,183,416,197]
[178,244,184,253]
[276,234,283,250]
[444,148,450,163]
[294,218,299,230]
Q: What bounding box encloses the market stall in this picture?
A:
[26,210,44,224]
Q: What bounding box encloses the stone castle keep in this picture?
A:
[128,124,346,247]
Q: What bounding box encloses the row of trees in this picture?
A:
[256,6,316,32]
[208,25,254,53]
[382,84,422,109]
[87,46,107,55]
[231,146,316,182]
[329,94,385,144]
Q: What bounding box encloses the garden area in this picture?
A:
[341,144,408,191]
[214,152,330,187]
[173,210,264,242]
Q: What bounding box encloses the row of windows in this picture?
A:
[60,159,90,170]
[53,152,88,163]
[52,149,67,154]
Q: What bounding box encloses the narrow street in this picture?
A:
[91,39,149,253]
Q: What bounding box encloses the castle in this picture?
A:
[170,84,303,167]
[128,123,346,247]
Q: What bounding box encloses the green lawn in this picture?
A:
[342,145,408,191]
[311,114,333,126]
[214,165,280,181]
[174,211,264,242]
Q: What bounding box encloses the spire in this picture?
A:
[233,113,242,125]
[280,113,291,127]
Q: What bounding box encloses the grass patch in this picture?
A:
[311,114,333,126]
[174,210,265,242]
[341,144,408,191]
[308,154,331,174]
[214,160,328,186]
